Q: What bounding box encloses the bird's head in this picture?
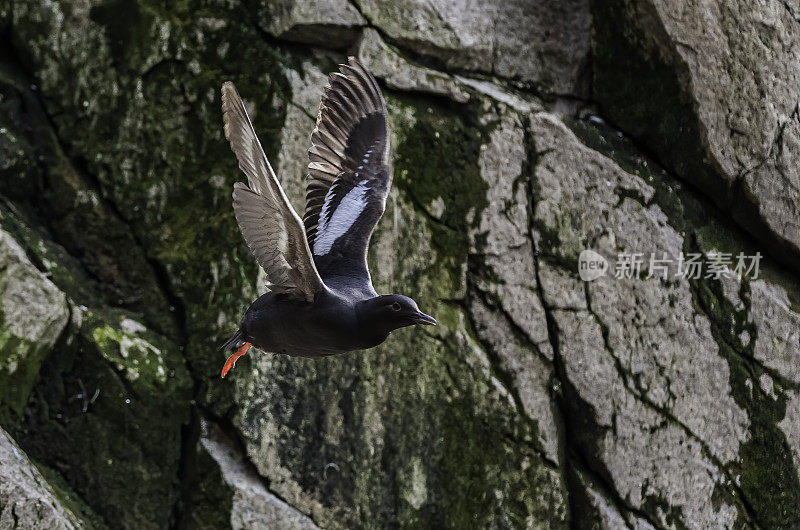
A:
[357,294,437,333]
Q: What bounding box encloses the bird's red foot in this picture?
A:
[221,342,252,378]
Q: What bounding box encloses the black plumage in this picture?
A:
[219,57,436,377]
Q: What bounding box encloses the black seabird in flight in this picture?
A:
[219,57,437,377]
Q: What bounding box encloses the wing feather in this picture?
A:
[303,58,392,289]
[222,82,327,302]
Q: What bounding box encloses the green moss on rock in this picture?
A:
[232,98,565,527]
[4,0,292,524]
[236,327,566,528]
[0,327,48,427]
[33,461,109,529]
[7,0,290,391]
[0,228,68,428]
[388,93,489,293]
[692,278,800,528]
[14,306,192,529]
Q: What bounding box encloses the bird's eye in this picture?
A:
[391,302,401,311]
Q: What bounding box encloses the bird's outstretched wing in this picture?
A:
[304,57,392,288]
[222,82,327,302]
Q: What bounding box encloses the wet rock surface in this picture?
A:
[0,0,799,528]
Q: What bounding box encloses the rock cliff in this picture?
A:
[1,0,798,528]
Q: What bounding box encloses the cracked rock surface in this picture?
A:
[0,427,84,529]
[593,0,800,267]
[1,0,799,528]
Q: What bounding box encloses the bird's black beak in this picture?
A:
[415,311,437,325]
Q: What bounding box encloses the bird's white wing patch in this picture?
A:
[314,180,369,255]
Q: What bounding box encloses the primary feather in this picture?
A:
[304,58,392,290]
[222,81,327,302]
[222,57,392,302]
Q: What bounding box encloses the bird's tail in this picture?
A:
[221,329,245,351]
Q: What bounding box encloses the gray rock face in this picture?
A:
[593,0,800,265]
[532,114,800,526]
[472,112,551,357]
[200,420,321,530]
[741,114,800,260]
[358,29,471,103]
[0,428,83,529]
[749,280,800,383]
[355,0,592,94]
[530,114,749,527]
[257,0,363,48]
[2,0,800,527]
[0,230,69,425]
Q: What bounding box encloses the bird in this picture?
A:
[219,57,437,377]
